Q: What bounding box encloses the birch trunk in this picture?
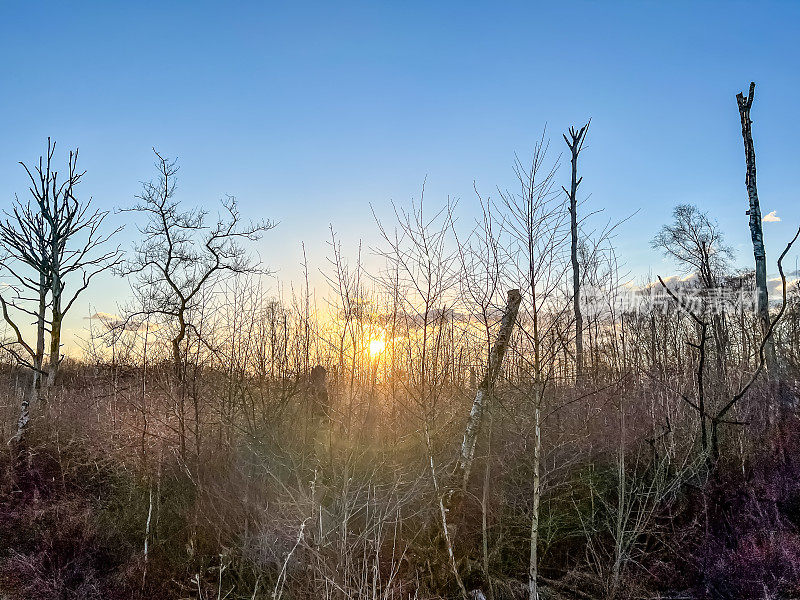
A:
[528,382,543,600]
[455,288,522,491]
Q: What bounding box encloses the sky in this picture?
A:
[1,1,799,352]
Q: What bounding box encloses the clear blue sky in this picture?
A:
[1,1,799,348]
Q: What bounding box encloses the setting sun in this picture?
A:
[369,338,386,357]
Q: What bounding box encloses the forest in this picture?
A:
[1,81,799,600]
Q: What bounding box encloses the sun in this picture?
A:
[369,338,386,357]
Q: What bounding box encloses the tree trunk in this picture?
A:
[736,82,778,376]
[47,312,61,389]
[455,289,522,491]
[16,274,48,440]
[564,124,588,383]
[171,310,188,462]
[33,272,46,392]
[528,382,543,600]
[46,260,62,389]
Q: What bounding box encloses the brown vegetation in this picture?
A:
[1,83,799,600]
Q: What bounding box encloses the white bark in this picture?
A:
[455,289,522,490]
[528,391,542,600]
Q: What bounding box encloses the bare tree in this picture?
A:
[120,151,275,458]
[31,142,123,388]
[710,223,800,454]
[0,139,121,440]
[122,151,275,382]
[652,204,733,378]
[652,204,733,289]
[657,221,800,458]
[499,136,569,600]
[374,193,467,598]
[736,82,778,376]
[0,194,50,438]
[563,123,589,383]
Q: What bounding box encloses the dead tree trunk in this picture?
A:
[46,272,62,389]
[564,124,589,383]
[454,288,522,491]
[736,82,778,376]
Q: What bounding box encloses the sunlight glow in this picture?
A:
[369,338,386,357]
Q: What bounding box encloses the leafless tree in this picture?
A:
[121,151,275,382]
[454,287,521,492]
[652,204,733,378]
[119,150,275,458]
[0,139,121,441]
[374,192,467,598]
[658,222,800,458]
[564,122,589,383]
[737,82,778,377]
[0,194,49,438]
[652,204,733,289]
[498,135,570,600]
[34,142,122,389]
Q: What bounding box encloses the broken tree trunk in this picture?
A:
[564,123,589,384]
[454,288,522,492]
[736,82,778,377]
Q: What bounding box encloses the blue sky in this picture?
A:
[1,1,799,349]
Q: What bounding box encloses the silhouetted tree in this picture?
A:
[564,122,589,383]
[0,139,120,440]
[120,150,275,458]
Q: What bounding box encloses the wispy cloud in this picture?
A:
[86,312,156,332]
[87,311,122,322]
[763,210,781,222]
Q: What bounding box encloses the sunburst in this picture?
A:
[369,338,386,357]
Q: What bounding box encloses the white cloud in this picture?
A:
[763,211,781,222]
[641,272,698,291]
[768,277,800,297]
